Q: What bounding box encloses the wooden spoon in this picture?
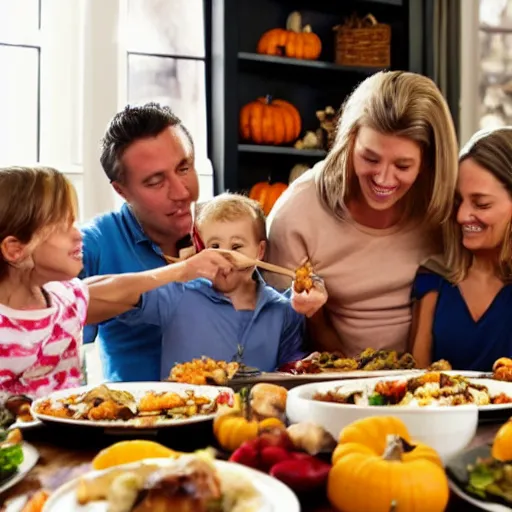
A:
[164,250,296,279]
[213,249,296,279]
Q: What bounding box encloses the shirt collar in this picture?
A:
[120,202,194,250]
[193,271,285,313]
[121,203,150,245]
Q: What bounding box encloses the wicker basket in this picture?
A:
[334,13,391,68]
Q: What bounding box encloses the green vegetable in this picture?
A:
[468,462,495,498]
[0,443,23,483]
[368,393,385,406]
[0,407,14,429]
[467,459,512,502]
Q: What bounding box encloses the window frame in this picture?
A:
[0,0,214,221]
[459,0,481,146]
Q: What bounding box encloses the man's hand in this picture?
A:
[177,248,234,282]
[291,278,328,318]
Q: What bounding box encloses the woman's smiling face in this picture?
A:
[352,126,422,212]
[456,157,512,252]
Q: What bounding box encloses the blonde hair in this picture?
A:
[316,70,459,228]
[0,166,78,278]
[195,193,266,242]
[444,127,512,283]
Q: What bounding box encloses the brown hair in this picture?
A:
[100,102,194,183]
[444,127,512,282]
[195,193,267,242]
[316,70,459,229]
[0,166,78,278]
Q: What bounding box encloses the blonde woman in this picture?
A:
[411,128,512,371]
[266,70,459,357]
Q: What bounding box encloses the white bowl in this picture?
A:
[286,377,479,464]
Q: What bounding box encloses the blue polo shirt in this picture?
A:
[81,203,175,382]
[118,275,307,378]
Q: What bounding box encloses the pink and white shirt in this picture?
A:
[0,278,88,399]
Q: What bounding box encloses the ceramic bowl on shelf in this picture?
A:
[286,376,480,464]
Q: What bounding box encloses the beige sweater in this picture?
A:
[266,164,437,357]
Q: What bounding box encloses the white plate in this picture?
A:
[42,457,300,512]
[31,382,234,429]
[0,442,39,495]
[449,479,511,511]
[10,418,42,430]
[233,368,424,384]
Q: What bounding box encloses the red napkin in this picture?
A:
[192,225,205,252]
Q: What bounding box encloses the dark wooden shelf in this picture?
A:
[238,52,383,75]
[238,144,327,157]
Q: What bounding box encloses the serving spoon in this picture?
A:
[164,249,296,279]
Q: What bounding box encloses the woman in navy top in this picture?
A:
[410,127,512,371]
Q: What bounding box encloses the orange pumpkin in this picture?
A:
[257,11,322,60]
[240,95,301,145]
[249,181,288,216]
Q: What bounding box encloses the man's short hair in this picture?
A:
[100,102,193,183]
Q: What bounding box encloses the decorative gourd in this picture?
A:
[289,163,309,184]
[328,416,449,512]
[249,181,288,216]
[213,387,285,452]
[492,418,512,461]
[240,95,301,145]
[257,11,322,60]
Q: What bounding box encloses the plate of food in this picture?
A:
[276,349,454,378]
[0,427,39,495]
[42,453,300,512]
[286,371,512,462]
[168,351,431,390]
[293,372,512,410]
[447,444,512,511]
[31,382,235,429]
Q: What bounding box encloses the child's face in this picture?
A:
[31,222,84,282]
[200,217,265,293]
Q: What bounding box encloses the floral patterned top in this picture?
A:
[0,278,88,400]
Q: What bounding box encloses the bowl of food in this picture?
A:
[285,372,489,463]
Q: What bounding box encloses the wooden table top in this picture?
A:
[0,421,503,511]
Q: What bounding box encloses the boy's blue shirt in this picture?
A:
[119,274,307,378]
[81,202,306,382]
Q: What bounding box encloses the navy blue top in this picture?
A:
[118,274,307,379]
[412,271,512,371]
[81,203,176,382]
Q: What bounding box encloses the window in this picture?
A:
[460,0,512,144]
[124,0,212,203]
[0,0,212,221]
[0,0,41,163]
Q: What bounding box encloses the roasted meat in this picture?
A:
[76,385,137,421]
[294,262,314,294]
[132,459,222,512]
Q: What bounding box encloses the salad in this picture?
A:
[467,456,512,503]
[0,427,24,484]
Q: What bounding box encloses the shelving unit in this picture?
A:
[210,0,428,194]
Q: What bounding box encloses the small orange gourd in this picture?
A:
[492,417,512,461]
[249,181,288,216]
[328,416,449,512]
[213,387,285,452]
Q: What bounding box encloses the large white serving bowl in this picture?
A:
[286,377,479,464]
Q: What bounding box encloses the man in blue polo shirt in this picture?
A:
[81,103,203,382]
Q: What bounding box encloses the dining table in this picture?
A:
[0,419,503,511]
